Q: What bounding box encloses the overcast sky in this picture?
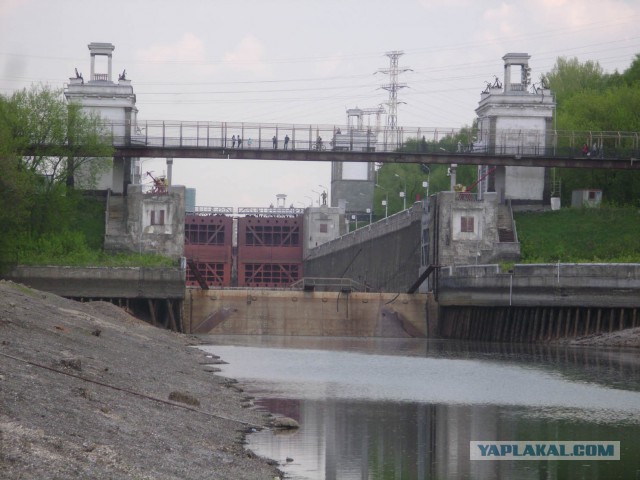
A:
[1,0,639,209]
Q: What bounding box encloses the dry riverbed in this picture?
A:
[0,280,282,479]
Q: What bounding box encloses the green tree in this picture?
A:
[0,85,114,266]
[546,56,640,206]
[545,57,606,105]
[6,84,113,190]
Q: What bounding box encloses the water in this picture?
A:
[198,336,640,479]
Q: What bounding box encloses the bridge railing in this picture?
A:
[101,120,640,159]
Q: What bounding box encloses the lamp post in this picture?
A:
[366,208,372,224]
[312,190,322,206]
[395,173,407,210]
[375,184,388,218]
[421,165,430,199]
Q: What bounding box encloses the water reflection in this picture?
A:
[198,337,640,479]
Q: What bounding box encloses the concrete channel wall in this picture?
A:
[436,263,640,342]
[5,265,186,299]
[185,289,430,337]
[437,263,640,307]
[304,204,424,292]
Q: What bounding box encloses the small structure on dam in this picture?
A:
[474,52,556,206]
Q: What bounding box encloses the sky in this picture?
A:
[1,0,639,209]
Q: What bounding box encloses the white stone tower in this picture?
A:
[64,42,138,194]
[475,53,555,205]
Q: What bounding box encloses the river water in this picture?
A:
[198,336,640,479]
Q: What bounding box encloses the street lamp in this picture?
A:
[375,184,388,218]
[312,190,322,206]
[395,173,407,210]
[421,165,431,199]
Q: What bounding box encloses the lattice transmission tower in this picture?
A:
[377,50,411,147]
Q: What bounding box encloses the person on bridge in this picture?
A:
[316,136,323,150]
[232,135,236,148]
[272,135,277,149]
[238,136,242,148]
[284,134,290,149]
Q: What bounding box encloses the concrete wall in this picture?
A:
[304,203,423,292]
[126,184,185,259]
[437,263,640,308]
[185,289,428,337]
[430,192,519,268]
[302,205,345,257]
[5,265,185,299]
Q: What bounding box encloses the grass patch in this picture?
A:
[514,206,640,263]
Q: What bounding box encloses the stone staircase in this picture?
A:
[497,204,516,242]
[104,194,128,252]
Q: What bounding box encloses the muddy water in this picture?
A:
[199,336,640,479]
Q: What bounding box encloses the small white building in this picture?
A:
[571,189,603,208]
[64,42,139,194]
[475,53,556,205]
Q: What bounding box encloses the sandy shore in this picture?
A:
[0,280,282,479]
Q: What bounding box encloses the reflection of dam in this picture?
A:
[207,340,640,480]
[252,397,637,480]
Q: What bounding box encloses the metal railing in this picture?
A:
[97,120,640,159]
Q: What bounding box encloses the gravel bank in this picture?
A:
[0,280,282,479]
[559,326,640,348]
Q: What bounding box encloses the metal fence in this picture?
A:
[99,119,640,159]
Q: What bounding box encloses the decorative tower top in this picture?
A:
[502,53,531,93]
[88,42,115,82]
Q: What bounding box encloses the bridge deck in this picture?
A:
[28,119,640,169]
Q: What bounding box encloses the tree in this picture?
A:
[545,57,606,105]
[0,85,114,265]
[546,56,640,206]
[6,84,113,191]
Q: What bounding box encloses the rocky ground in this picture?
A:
[559,325,640,348]
[0,280,282,479]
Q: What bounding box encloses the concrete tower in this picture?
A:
[474,53,555,205]
[64,42,138,194]
[330,108,377,217]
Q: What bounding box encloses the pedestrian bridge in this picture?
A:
[115,120,639,169]
[31,119,640,169]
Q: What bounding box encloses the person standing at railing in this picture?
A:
[272,135,277,149]
[232,135,236,148]
[238,136,242,148]
[284,134,290,150]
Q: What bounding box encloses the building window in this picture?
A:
[461,216,474,233]
[588,191,596,200]
[319,223,328,233]
[151,209,165,226]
